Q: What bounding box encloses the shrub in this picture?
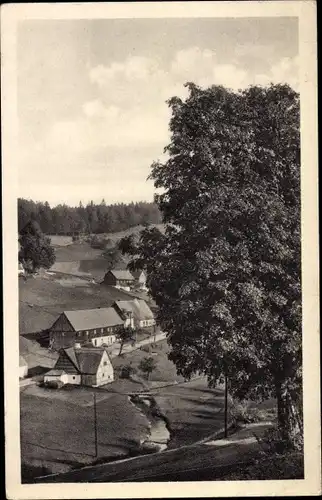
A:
[229,399,262,424]
[140,344,150,353]
[44,380,63,390]
[120,364,136,379]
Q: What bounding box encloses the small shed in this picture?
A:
[103,269,135,291]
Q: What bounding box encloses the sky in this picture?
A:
[17,17,299,207]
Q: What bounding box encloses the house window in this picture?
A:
[103,361,107,366]
[93,329,96,334]
[73,376,76,380]
[101,328,104,333]
[93,339,97,346]
[86,331,89,336]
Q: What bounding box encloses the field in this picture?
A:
[111,339,185,384]
[50,225,165,279]
[94,224,166,246]
[47,235,73,247]
[19,273,137,335]
[20,385,150,476]
[106,339,226,447]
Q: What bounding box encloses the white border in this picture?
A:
[2,2,320,499]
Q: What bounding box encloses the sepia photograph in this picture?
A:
[2,1,320,498]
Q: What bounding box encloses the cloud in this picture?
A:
[253,56,299,91]
[20,47,299,204]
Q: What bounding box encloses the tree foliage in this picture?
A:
[19,220,56,273]
[115,326,135,356]
[139,357,157,380]
[119,83,301,445]
[18,199,162,235]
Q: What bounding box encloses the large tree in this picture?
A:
[19,220,56,273]
[119,83,302,446]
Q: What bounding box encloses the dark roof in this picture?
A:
[114,299,154,321]
[55,348,79,374]
[131,270,146,279]
[109,269,134,281]
[75,348,109,375]
[59,347,112,375]
[63,307,123,331]
[45,369,66,376]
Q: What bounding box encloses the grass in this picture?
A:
[47,235,73,247]
[19,275,136,335]
[20,385,150,477]
[112,339,185,384]
[108,340,226,448]
[35,423,277,483]
[54,242,103,262]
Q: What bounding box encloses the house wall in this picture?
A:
[139,319,155,328]
[44,373,81,385]
[81,374,97,386]
[91,335,116,347]
[81,351,114,387]
[115,284,131,292]
[19,365,28,379]
[103,272,116,286]
[50,331,76,351]
[50,321,121,351]
[123,316,134,328]
[95,351,114,386]
[49,313,76,351]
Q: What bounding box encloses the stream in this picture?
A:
[129,395,170,452]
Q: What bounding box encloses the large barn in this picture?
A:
[48,307,124,351]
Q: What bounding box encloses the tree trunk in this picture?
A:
[118,342,123,356]
[275,379,302,449]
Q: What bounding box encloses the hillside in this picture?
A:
[19,273,140,335]
[50,224,165,280]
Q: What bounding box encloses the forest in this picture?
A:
[18,198,162,235]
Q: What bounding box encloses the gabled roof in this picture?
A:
[63,307,123,331]
[75,348,110,375]
[55,348,79,374]
[59,347,111,375]
[114,299,154,321]
[45,369,67,376]
[108,269,134,281]
[131,270,146,279]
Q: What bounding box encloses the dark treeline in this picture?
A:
[18,198,162,235]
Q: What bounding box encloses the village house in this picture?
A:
[44,346,114,387]
[48,307,124,351]
[132,270,148,291]
[114,298,155,331]
[19,355,28,379]
[103,269,135,291]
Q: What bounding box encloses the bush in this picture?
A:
[258,427,302,454]
[140,344,150,353]
[44,380,63,390]
[120,364,136,379]
[229,399,262,424]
